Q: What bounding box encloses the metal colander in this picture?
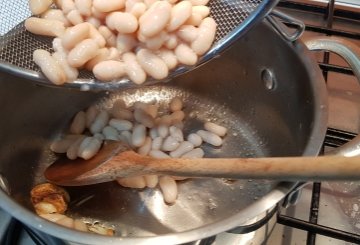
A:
[0,0,279,90]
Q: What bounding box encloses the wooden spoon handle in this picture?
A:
[147,156,360,180]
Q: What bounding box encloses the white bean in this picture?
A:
[53,38,67,54]
[181,148,204,158]
[98,26,117,47]
[173,121,184,130]
[196,130,222,146]
[136,49,168,80]
[25,17,65,37]
[167,1,192,32]
[75,0,92,16]
[156,115,172,126]
[112,107,133,120]
[152,137,163,150]
[86,17,101,28]
[134,108,155,128]
[116,176,146,188]
[93,0,125,12]
[149,128,159,139]
[69,111,86,134]
[157,124,169,138]
[66,135,86,160]
[116,34,138,54]
[132,124,146,147]
[125,0,142,12]
[74,219,88,232]
[162,136,180,151]
[59,0,76,14]
[102,126,119,140]
[50,134,80,153]
[41,9,71,27]
[189,0,209,6]
[109,118,133,131]
[85,105,98,128]
[61,23,90,50]
[143,0,157,8]
[66,9,84,25]
[170,110,185,124]
[187,133,202,147]
[169,126,183,142]
[191,17,217,55]
[91,6,107,19]
[85,48,110,70]
[52,52,79,81]
[175,43,198,66]
[204,122,227,137]
[192,5,210,18]
[139,1,172,37]
[145,31,168,50]
[29,0,53,15]
[169,97,183,112]
[164,34,178,49]
[68,39,99,68]
[89,25,106,48]
[90,110,109,134]
[40,213,67,222]
[93,60,126,81]
[185,13,202,26]
[123,52,147,85]
[159,176,177,204]
[56,216,75,228]
[93,133,105,141]
[137,137,152,156]
[106,12,138,34]
[33,49,67,85]
[77,137,102,160]
[177,25,198,43]
[144,175,158,188]
[146,105,158,118]
[149,150,170,158]
[119,130,132,145]
[129,3,146,19]
[157,48,178,70]
[109,47,121,60]
[170,141,194,158]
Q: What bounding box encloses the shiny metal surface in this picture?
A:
[0,22,328,244]
[0,0,278,90]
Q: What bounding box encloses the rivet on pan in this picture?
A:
[0,173,10,195]
[261,69,276,90]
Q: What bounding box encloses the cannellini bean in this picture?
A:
[162,136,180,151]
[167,0,179,4]
[123,52,147,85]
[91,6,107,19]
[137,137,152,155]
[50,134,80,153]
[119,130,132,145]
[34,202,58,215]
[156,115,172,126]
[33,49,67,85]
[170,110,185,124]
[112,107,133,120]
[139,1,172,37]
[89,25,106,48]
[169,97,183,112]
[167,1,192,32]
[134,108,155,128]
[60,0,76,14]
[85,48,110,70]
[108,47,121,60]
[145,105,158,118]
[169,126,184,141]
[144,0,157,8]
[149,128,159,139]
[116,176,146,188]
[144,175,158,188]
[69,111,86,134]
[53,38,67,54]
[25,17,65,37]
[192,6,210,18]
[191,17,217,55]
[68,39,99,68]
[185,13,202,26]
[90,110,109,134]
[170,141,194,158]
[67,135,86,160]
[129,3,147,19]
[181,148,204,158]
[125,0,142,12]
[40,213,67,222]
[204,122,227,137]
[164,34,178,49]
[177,25,198,43]
[106,12,138,34]
[93,60,126,81]
[62,23,90,50]
[187,133,202,147]
[56,216,75,228]
[132,124,146,147]
[85,105,98,128]
[175,43,198,66]
[157,48,178,70]
[52,52,79,81]
[66,9,84,25]
[109,118,133,131]
[173,121,184,130]
[29,0,53,15]
[77,137,102,160]
[159,176,177,204]
[152,137,163,150]
[157,124,169,138]
[41,9,71,27]
[75,0,92,16]
[116,34,138,54]
[102,126,119,140]
[86,17,101,28]
[149,150,170,158]
[197,130,222,146]
[98,26,117,47]
[74,219,88,232]
[145,31,168,50]
[189,0,209,6]
[93,0,125,12]
[93,133,105,141]
[136,49,168,80]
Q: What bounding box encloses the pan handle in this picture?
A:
[304,37,360,157]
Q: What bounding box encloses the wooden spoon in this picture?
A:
[45,140,360,186]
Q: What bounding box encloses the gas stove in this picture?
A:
[1,0,360,244]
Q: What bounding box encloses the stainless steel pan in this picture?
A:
[0,21,359,244]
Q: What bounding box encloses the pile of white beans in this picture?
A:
[51,97,227,204]
[26,0,217,85]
